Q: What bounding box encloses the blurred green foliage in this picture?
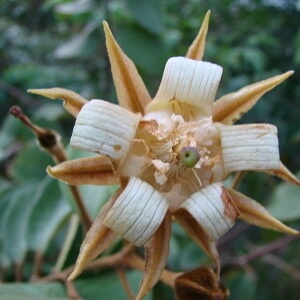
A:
[1,0,300,299]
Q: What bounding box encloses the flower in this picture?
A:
[29,11,299,299]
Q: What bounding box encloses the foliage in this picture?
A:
[1,0,300,299]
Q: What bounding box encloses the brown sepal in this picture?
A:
[68,189,122,280]
[47,155,120,186]
[268,161,300,185]
[185,10,211,61]
[227,188,299,235]
[28,88,88,117]
[103,21,152,114]
[212,71,293,125]
[174,209,220,274]
[135,213,172,300]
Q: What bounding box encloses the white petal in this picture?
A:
[71,99,140,162]
[217,123,280,176]
[104,177,168,246]
[152,57,223,116]
[180,183,237,241]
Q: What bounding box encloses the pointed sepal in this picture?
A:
[213,71,294,124]
[28,88,88,117]
[47,155,119,185]
[68,189,121,281]
[174,208,221,274]
[269,161,300,185]
[103,21,152,114]
[185,10,211,61]
[227,188,299,235]
[135,213,172,300]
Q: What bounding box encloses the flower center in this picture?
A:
[119,113,221,211]
[179,147,199,168]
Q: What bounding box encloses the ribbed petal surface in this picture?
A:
[217,123,280,176]
[104,177,169,246]
[150,57,222,116]
[71,99,140,163]
[180,183,238,241]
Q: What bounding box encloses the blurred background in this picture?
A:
[0,0,300,299]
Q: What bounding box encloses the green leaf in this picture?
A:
[32,103,65,123]
[1,181,40,263]
[55,0,94,15]
[57,178,118,219]
[11,141,53,181]
[267,172,300,222]
[75,270,152,300]
[125,0,164,34]
[0,114,31,158]
[117,25,168,76]
[0,282,67,300]
[225,269,256,300]
[54,24,97,59]
[26,179,72,253]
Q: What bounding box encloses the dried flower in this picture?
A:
[29,11,299,299]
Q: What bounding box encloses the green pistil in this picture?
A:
[180,147,199,168]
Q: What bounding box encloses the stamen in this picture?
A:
[192,168,202,187]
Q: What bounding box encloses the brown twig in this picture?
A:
[9,106,92,231]
[116,267,135,300]
[262,253,300,281]
[0,79,39,107]
[221,235,298,269]
[123,253,180,288]
[37,242,179,293]
[65,279,83,300]
[230,171,246,190]
[14,262,23,282]
[31,251,43,280]
[37,243,135,283]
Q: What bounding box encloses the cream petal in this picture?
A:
[71,99,140,163]
[180,183,239,241]
[148,57,222,116]
[216,123,280,176]
[103,177,169,246]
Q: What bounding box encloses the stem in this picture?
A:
[116,268,135,300]
[0,79,39,107]
[123,254,179,288]
[14,262,23,282]
[262,254,300,280]
[222,235,298,269]
[230,171,246,190]
[32,251,43,279]
[9,106,92,231]
[69,186,92,232]
[54,215,80,273]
